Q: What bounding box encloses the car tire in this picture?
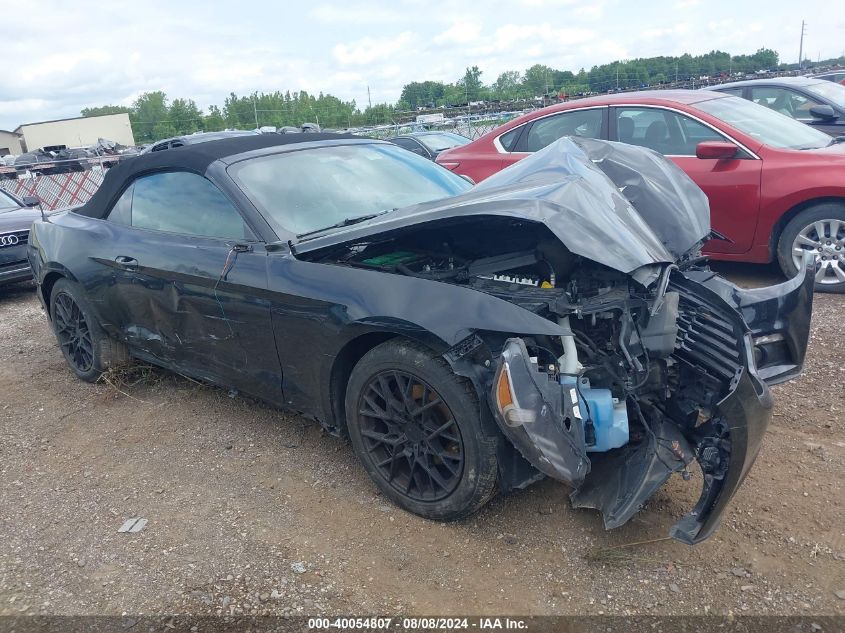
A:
[777,203,845,294]
[49,278,129,382]
[345,339,498,521]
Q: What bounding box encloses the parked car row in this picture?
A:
[710,76,845,136]
[0,139,141,180]
[436,88,845,292]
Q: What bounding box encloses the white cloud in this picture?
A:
[333,32,415,65]
[434,21,483,45]
[0,0,841,130]
[309,4,407,24]
[492,23,594,52]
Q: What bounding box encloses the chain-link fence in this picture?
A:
[0,118,509,210]
[0,167,107,210]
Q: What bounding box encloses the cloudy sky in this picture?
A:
[1,0,843,130]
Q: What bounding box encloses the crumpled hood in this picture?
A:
[295,137,711,285]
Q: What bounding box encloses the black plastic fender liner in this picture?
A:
[569,417,693,530]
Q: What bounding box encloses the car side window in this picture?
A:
[614,108,725,155]
[106,172,250,240]
[392,138,428,157]
[750,87,822,121]
[523,109,603,152]
[719,88,744,98]
[498,127,522,151]
[108,184,133,225]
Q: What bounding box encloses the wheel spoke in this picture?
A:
[411,397,445,420]
[795,234,820,248]
[815,264,829,282]
[361,394,391,419]
[417,458,451,493]
[814,221,829,241]
[425,418,456,442]
[360,428,402,446]
[833,263,845,282]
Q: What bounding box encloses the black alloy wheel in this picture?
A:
[49,278,129,382]
[357,370,464,502]
[53,290,94,374]
[345,339,498,521]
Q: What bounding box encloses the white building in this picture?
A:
[14,113,135,152]
[0,130,24,156]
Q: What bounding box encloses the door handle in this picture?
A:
[114,255,138,270]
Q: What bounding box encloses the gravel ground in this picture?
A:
[0,265,843,619]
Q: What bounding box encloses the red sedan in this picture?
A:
[437,90,845,292]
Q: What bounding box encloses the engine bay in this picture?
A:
[303,216,725,461]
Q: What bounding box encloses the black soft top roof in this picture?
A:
[76,132,358,219]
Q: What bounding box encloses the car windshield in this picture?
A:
[0,190,20,211]
[696,95,832,150]
[805,81,845,110]
[418,133,471,152]
[229,142,472,236]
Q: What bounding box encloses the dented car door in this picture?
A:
[89,170,283,400]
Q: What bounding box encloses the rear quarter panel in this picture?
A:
[754,147,845,255]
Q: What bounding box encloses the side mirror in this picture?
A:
[22,195,41,207]
[809,104,837,120]
[696,141,739,160]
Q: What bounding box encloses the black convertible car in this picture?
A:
[27,133,815,544]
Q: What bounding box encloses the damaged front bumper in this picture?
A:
[487,255,815,544]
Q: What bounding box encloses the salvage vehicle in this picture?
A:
[436,90,845,292]
[27,134,815,544]
[388,131,471,161]
[139,130,259,154]
[708,77,845,137]
[1,190,41,286]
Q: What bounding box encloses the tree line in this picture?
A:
[82,48,845,142]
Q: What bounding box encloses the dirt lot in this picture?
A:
[1,264,843,619]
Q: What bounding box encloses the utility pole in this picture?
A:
[367,85,372,109]
[798,20,806,69]
[253,95,259,128]
[675,61,679,83]
[616,65,619,90]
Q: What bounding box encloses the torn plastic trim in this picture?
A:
[670,364,773,544]
[488,337,589,487]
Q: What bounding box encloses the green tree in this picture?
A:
[132,91,170,142]
[459,66,483,101]
[399,81,446,109]
[492,71,522,99]
[168,98,203,135]
[523,64,556,95]
[81,105,131,117]
[203,105,226,132]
